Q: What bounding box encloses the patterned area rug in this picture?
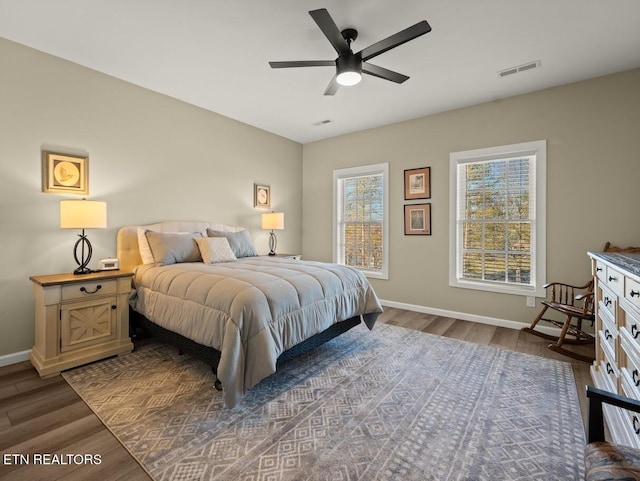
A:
[62,323,585,480]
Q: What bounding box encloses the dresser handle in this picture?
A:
[596,267,603,272]
[605,330,613,340]
[631,290,640,298]
[607,362,614,374]
[609,275,618,282]
[634,416,640,435]
[111,305,117,310]
[633,324,640,339]
[80,284,102,294]
[634,369,640,387]
[604,297,612,307]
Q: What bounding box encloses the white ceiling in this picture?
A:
[1,0,640,144]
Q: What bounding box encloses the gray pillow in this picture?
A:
[145,231,203,265]
[206,229,258,258]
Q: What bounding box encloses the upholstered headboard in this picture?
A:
[116,221,245,272]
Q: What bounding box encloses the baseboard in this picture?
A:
[0,349,31,368]
[379,299,562,336]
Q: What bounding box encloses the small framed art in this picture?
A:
[404,203,431,235]
[404,166,430,200]
[254,183,270,209]
[42,151,88,195]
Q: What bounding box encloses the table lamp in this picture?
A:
[60,199,107,274]
[261,212,284,256]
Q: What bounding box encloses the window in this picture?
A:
[449,140,546,297]
[334,163,389,279]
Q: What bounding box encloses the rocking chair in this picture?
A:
[523,242,640,362]
[521,280,595,362]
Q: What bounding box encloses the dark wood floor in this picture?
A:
[0,307,593,480]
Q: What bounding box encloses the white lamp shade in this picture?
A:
[60,199,107,229]
[262,212,284,230]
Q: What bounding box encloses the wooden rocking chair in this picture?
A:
[522,242,640,362]
[521,280,595,362]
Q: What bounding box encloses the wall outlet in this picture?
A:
[526,296,536,307]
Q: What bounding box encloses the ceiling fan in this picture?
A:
[269,8,431,95]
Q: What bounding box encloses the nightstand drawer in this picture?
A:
[61,279,117,301]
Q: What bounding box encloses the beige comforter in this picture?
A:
[131,257,382,407]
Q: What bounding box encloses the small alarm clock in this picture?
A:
[98,257,120,271]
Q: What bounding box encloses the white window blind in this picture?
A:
[334,163,389,279]
[450,141,546,297]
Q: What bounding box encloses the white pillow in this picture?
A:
[195,237,238,264]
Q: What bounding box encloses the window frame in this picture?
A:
[333,163,389,280]
[449,140,546,297]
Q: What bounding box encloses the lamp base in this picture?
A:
[268,231,277,256]
[73,230,94,275]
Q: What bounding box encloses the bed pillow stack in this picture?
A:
[206,229,259,258]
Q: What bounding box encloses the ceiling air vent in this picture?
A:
[498,60,541,78]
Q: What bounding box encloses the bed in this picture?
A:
[116,221,383,408]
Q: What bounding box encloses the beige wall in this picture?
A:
[303,68,640,326]
[0,38,303,359]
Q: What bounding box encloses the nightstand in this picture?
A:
[29,270,134,377]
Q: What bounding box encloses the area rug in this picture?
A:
[62,323,585,480]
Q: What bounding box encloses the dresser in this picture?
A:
[589,251,640,448]
[29,270,134,377]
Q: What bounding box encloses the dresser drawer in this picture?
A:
[626,277,640,311]
[604,266,625,297]
[595,260,607,282]
[621,331,640,398]
[600,284,617,319]
[61,280,117,301]
[600,310,618,362]
[620,380,640,448]
[600,355,619,392]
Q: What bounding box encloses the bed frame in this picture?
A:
[117,221,363,389]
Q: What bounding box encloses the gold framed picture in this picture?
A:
[404,203,431,235]
[404,166,430,200]
[254,183,270,209]
[42,151,88,195]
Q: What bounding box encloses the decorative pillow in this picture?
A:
[145,231,203,265]
[137,227,156,264]
[195,237,238,264]
[206,228,258,258]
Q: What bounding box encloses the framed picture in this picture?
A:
[42,151,88,195]
[404,203,431,235]
[404,166,430,200]
[254,183,270,209]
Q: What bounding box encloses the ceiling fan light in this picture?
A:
[335,54,362,87]
[336,70,362,86]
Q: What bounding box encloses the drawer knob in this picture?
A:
[80,284,102,295]
[596,267,603,272]
[111,305,117,310]
[606,362,614,375]
[634,369,640,387]
[634,416,640,435]
[604,297,612,307]
[631,290,640,298]
[605,330,613,340]
[633,324,640,339]
[609,275,618,282]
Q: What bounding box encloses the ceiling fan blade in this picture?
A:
[269,60,335,69]
[362,62,409,84]
[323,75,340,96]
[358,20,431,62]
[309,8,351,55]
